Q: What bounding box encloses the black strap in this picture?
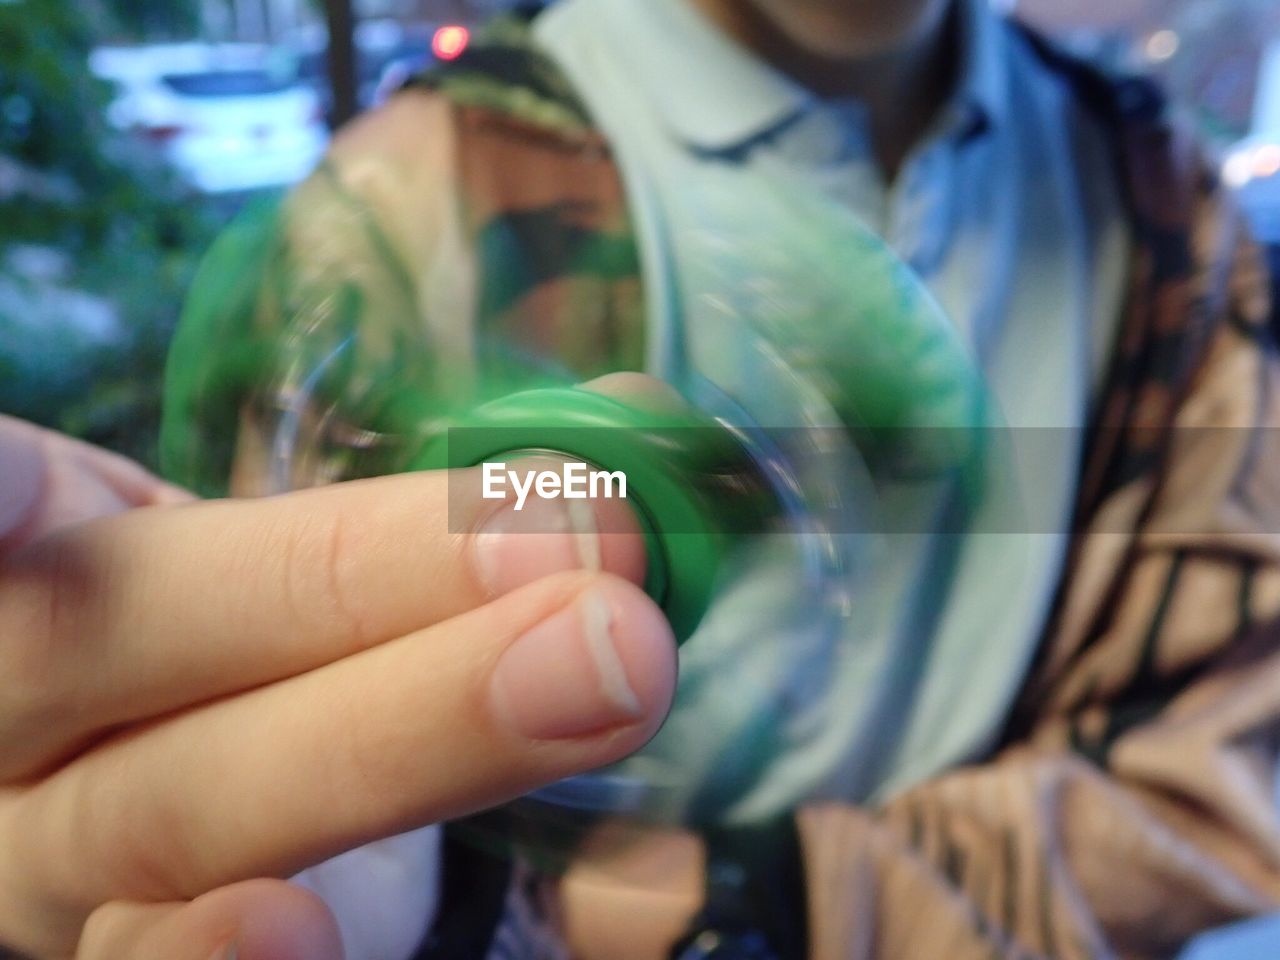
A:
[671,817,809,960]
[412,822,513,960]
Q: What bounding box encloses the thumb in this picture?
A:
[76,880,344,960]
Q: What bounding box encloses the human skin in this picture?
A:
[0,414,675,959]
[689,0,959,175]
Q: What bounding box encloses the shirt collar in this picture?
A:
[607,0,813,152]
[607,0,1010,153]
[946,0,1010,140]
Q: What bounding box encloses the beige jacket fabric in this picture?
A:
[799,85,1280,960]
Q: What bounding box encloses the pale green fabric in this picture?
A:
[533,0,1131,820]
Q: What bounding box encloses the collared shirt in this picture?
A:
[534,0,1131,819]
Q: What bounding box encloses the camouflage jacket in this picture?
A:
[161,15,1280,960]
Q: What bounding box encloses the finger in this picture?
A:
[7,571,676,931]
[28,422,195,512]
[76,879,342,960]
[56,436,194,509]
[0,418,191,552]
[0,463,644,779]
[0,417,47,544]
[291,827,440,960]
[581,372,690,414]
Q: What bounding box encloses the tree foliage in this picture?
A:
[0,0,219,468]
[98,0,202,41]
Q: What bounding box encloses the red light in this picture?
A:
[139,123,184,144]
[433,25,470,61]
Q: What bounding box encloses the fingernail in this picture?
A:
[473,490,600,596]
[209,944,237,960]
[491,590,645,741]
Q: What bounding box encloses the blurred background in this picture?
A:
[0,0,495,466]
[1,0,1277,468]
[0,2,1278,953]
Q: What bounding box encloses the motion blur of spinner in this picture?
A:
[159,131,1023,864]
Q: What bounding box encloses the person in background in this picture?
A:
[4,0,1280,958]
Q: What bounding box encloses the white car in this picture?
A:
[91,43,329,195]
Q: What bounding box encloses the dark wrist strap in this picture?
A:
[412,820,513,960]
[670,815,809,960]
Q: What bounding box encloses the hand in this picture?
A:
[0,416,676,959]
[0,416,191,550]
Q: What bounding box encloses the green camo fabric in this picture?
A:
[160,11,647,496]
